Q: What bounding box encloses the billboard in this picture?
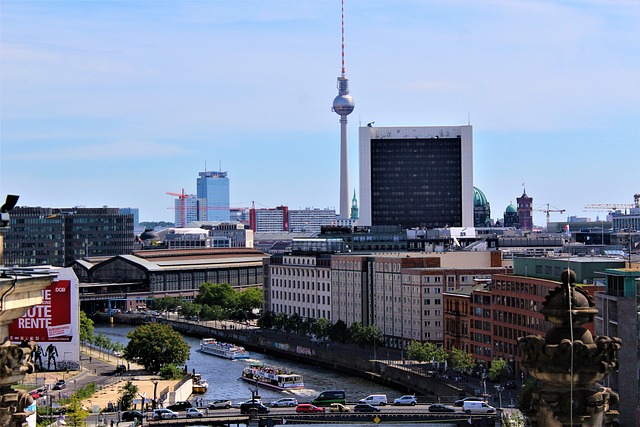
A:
[9,267,80,371]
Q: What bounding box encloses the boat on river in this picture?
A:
[241,363,304,391]
[192,374,208,394]
[199,338,250,359]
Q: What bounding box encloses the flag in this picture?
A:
[564,224,571,237]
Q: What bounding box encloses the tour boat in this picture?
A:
[192,374,209,394]
[241,363,304,391]
[199,338,250,360]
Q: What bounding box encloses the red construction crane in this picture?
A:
[166,189,189,227]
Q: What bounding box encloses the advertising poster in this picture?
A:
[9,267,80,371]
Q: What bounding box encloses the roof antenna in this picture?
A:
[219,160,222,172]
[204,161,207,172]
[468,112,471,125]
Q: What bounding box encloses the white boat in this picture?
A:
[199,338,250,359]
[192,374,208,394]
[241,363,304,390]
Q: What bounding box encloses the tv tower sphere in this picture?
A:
[333,86,354,116]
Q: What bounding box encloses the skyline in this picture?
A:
[1,1,638,224]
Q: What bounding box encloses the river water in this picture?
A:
[95,324,404,404]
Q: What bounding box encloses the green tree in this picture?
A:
[118,380,139,411]
[257,311,275,329]
[328,319,348,343]
[79,311,94,345]
[195,282,237,308]
[311,317,330,339]
[180,301,202,319]
[273,312,288,331]
[237,287,263,315]
[449,347,475,374]
[159,364,183,380]
[124,323,190,372]
[285,313,302,333]
[489,358,508,382]
[407,341,429,362]
[64,396,89,427]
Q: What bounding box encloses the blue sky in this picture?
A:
[1,0,638,224]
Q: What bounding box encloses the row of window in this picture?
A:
[270,278,330,292]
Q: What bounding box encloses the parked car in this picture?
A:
[152,409,178,420]
[239,402,270,415]
[329,403,351,413]
[393,395,417,406]
[296,404,325,413]
[115,364,126,374]
[358,394,387,406]
[121,410,143,421]
[52,380,66,390]
[353,403,381,413]
[186,408,204,418]
[428,403,455,413]
[209,399,232,409]
[270,398,298,407]
[166,401,193,411]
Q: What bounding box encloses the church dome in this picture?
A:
[140,229,160,241]
[473,187,488,208]
[506,203,517,214]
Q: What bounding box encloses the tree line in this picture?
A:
[148,282,263,322]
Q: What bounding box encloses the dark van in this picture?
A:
[312,390,346,407]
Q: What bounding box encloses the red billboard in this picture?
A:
[10,280,72,342]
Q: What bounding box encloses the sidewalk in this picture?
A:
[23,346,183,415]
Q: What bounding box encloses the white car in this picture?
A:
[393,395,417,406]
[208,399,232,409]
[270,398,298,407]
[186,408,204,418]
[152,409,178,420]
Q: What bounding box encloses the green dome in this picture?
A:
[506,203,517,214]
[473,187,488,208]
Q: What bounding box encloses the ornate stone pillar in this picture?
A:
[0,272,55,427]
[518,270,620,426]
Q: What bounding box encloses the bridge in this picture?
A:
[145,411,496,426]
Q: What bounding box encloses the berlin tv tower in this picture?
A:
[332,0,355,220]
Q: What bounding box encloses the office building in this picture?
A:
[594,268,640,427]
[288,208,336,233]
[359,125,473,229]
[3,206,134,267]
[197,170,230,222]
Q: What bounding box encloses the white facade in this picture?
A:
[254,209,285,232]
[359,125,473,228]
[268,255,332,321]
[288,208,336,233]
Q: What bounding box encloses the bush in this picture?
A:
[159,364,183,380]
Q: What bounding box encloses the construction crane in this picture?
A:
[166,189,190,227]
[585,203,634,211]
[536,203,566,229]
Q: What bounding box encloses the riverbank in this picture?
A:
[22,345,185,418]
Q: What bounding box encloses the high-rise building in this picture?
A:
[359,125,474,229]
[332,1,355,220]
[197,170,230,222]
[173,194,200,228]
[3,206,134,267]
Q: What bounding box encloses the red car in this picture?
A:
[296,404,325,413]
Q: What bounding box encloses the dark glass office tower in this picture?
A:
[359,125,473,230]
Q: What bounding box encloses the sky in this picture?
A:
[1,0,638,224]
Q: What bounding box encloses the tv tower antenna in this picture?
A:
[332,0,355,220]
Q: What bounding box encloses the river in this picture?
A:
[94,324,405,405]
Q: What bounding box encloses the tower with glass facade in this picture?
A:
[197,170,230,222]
